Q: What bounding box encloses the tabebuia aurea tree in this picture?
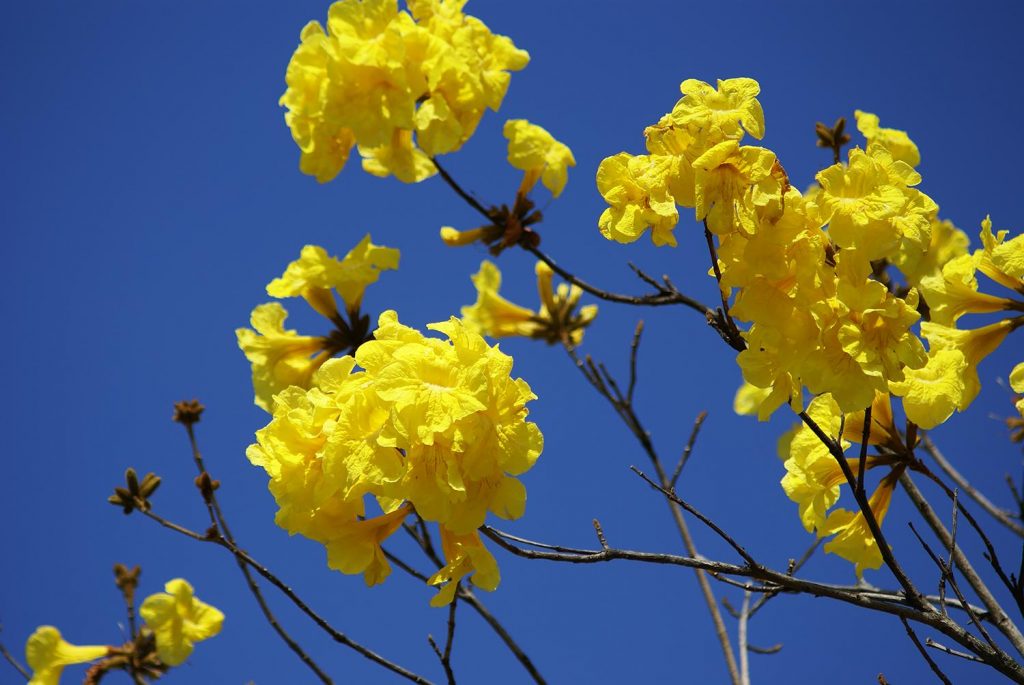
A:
[6,1,1024,683]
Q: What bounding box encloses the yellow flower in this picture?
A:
[1011,362,1024,425]
[503,119,575,198]
[428,528,500,606]
[732,381,772,417]
[854,110,920,167]
[281,0,528,182]
[673,77,765,140]
[822,472,898,578]
[780,395,850,533]
[267,236,400,315]
[25,627,107,685]
[247,311,542,599]
[894,217,970,287]
[919,254,1015,326]
[139,579,224,667]
[890,349,967,429]
[816,146,935,262]
[461,261,538,338]
[978,215,1024,290]
[360,129,438,183]
[921,319,1021,411]
[236,303,331,412]
[692,140,779,236]
[461,260,597,345]
[597,153,679,247]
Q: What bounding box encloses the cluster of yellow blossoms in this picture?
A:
[603,77,1024,574]
[460,260,597,345]
[24,579,221,685]
[246,310,542,605]
[237,235,399,411]
[281,0,528,183]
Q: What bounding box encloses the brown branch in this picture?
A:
[798,411,926,607]
[921,434,1024,538]
[900,472,1024,657]
[179,419,333,685]
[670,411,708,489]
[0,624,29,681]
[136,507,434,685]
[481,526,1024,683]
[926,638,986,663]
[427,597,457,685]
[561,340,742,685]
[900,617,953,684]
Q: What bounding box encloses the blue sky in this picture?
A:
[3,1,1024,683]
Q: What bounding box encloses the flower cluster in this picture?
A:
[24,579,221,685]
[610,77,1024,575]
[247,311,542,605]
[460,260,597,345]
[237,235,399,411]
[280,0,528,183]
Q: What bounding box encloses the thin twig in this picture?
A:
[428,597,457,685]
[670,411,708,489]
[0,625,29,681]
[901,472,1024,656]
[137,507,434,685]
[631,466,759,569]
[921,434,1024,537]
[738,591,752,685]
[900,617,953,684]
[481,526,1024,683]
[926,638,986,663]
[799,410,926,608]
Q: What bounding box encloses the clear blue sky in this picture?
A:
[3,1,1024,683]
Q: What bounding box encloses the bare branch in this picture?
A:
[900,617,953,684]
[670,411,709,489]
[921,434,1024,538]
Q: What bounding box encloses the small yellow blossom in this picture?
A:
[267,236,400,315]
[139,579,224,667]
[693,140,779,236]
[854,110,920,167]
[919,254,1014,326]
[461,261,597,345]
[921,319,1020,410]
[597,153,679,247]
[822,472,898,577]
[978,215,1024,290]
[428,529,500,606]
[360,129,438,183]
[236,303,331,412]
[673,78,765,140]
[25,627,107,685]
[503,119,575,198]
[890,349,968,429]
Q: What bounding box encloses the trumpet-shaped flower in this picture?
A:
[597,153,679,247]
[428,528,500,606]
[139,579,224,667]
[672,78,765,140]
[890,349,968,429]
[693,140,779,236]
[460,261,596,345]
[503,119,575,198]
[25,627,107,685]
[236,303,331,412]
[978,216,1024,291]
[921,319,1020,411]
[919,254,1015,326]
[822,473,898,577]
[854,110,920,167]
[267,236,400,315]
